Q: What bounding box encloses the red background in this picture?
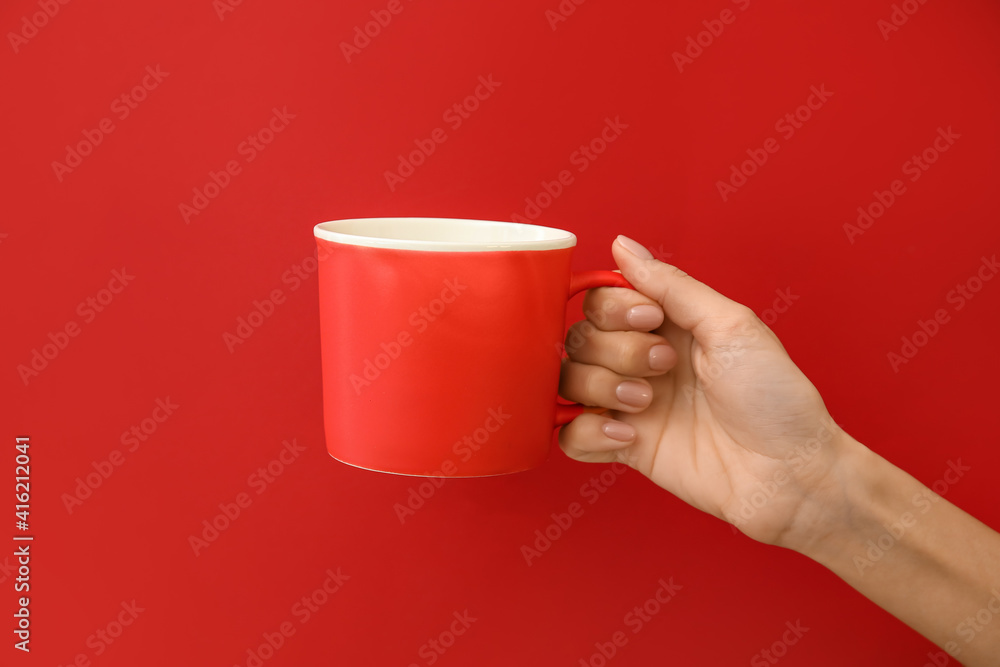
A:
[3,0,999,665]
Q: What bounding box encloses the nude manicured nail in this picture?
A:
[627,305,662,330]
[602,421,636,442]
[616,381,652,408]
[616,235,653,259]
[648,345,672,371]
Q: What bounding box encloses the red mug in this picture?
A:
[314,217,632,477]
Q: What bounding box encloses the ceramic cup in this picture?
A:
[314,217,632,477]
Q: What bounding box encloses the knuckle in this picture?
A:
[731,306,764,336]
[667,264,689,279]
[584,289,630,328]
[617,336,645,374]
[585,303,610,327]
[583,368,606,405]
[712,306,760,339]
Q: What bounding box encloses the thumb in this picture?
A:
[611,235,749,338]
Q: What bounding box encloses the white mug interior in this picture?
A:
[314,217,577,252]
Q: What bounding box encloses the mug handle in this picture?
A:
[554,270,636,426]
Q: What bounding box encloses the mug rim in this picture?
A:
[313,217,577,252]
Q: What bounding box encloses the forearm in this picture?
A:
[797,437,1000,666]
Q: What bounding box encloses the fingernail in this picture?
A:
[616,381,652,408]
[648,344,673,371]
[616,235,653,260]
[602,421,636,442]
[627,305,663,330]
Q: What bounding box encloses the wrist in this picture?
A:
[777,432,891,562]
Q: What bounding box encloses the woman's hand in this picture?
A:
[558,235,853,551]
[559,236,1000,665]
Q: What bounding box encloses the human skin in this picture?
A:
[557,235,1000,666]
